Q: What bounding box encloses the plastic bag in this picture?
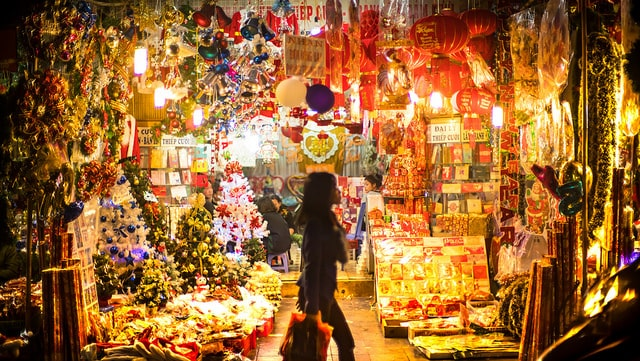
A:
[279,312,333,361]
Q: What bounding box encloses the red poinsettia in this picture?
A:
[216,204,232,218]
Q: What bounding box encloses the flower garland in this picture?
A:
[585,32,622,237]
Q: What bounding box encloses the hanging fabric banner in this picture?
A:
[284,35,326,78]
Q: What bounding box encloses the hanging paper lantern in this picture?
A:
[410,14,470,55]
[306,84,335,113]
[451,87,495,115]
[460,8,497,37]
[431,56,468,97]
[275,77,307,107]
[468,36,496,62]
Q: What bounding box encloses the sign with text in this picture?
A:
[427,118,461,144]
[160,134,197,147]
[284,35,326,78]
[138,127,160,147]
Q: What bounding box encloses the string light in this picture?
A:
[153,82,166,108]
[193,105,204,127]
[492,99,504,128]
[429,90,443,110]
[133,42,148,75]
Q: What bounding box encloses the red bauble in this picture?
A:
[410,14,470,55]
[460,8,497,37]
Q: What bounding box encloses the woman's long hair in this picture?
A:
[296,172,336,227]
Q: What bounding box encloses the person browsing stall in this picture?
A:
[296,172,356,361]
[257,196,292,261]
[354,173,382,258]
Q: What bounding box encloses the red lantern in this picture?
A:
[452,87,495,115]
[431,56,468,97]
[460,8,497,37]
[468,36,495,61]
[410,14,470,55]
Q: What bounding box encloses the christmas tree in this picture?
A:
[134,257,172,308]
[96,172,151,272]
[121,160,171,252]
[212,161,268,254]
[172,193,227,294]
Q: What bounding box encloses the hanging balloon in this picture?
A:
[275,77,307,107]
[305,84,335,113]
[560,160,593,195]
[558,180,583,216]
[531,164,561,199]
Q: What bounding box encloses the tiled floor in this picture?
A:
[252,243,426,361]
[251,297,427,361]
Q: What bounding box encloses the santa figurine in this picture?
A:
[192,273,210,302]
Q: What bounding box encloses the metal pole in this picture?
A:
[579,0,589,298]
[24,200,33,336]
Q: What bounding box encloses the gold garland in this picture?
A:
[585,32,622,237]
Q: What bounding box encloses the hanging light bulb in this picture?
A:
[193,104,204,127]
[153,82,166,108]
[492,101,504,128]
[430,90,443,110]
[134,42,148,75]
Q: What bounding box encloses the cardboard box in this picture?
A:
[382,319,410,338]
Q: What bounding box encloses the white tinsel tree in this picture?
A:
[96,173,151,271]
[213,160,268,254]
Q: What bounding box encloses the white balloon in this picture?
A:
[275,77,307,107]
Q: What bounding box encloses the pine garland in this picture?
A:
[497,273,530,339]
[585,32,622,236]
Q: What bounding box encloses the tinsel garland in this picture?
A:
[585,32,622,237]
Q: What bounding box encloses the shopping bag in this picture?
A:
[279,311,333,361]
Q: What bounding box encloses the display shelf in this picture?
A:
[426,116,498,223]
[138,131,210,205]
[372,235,491,329]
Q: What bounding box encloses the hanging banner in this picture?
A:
[284,34,326,78]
